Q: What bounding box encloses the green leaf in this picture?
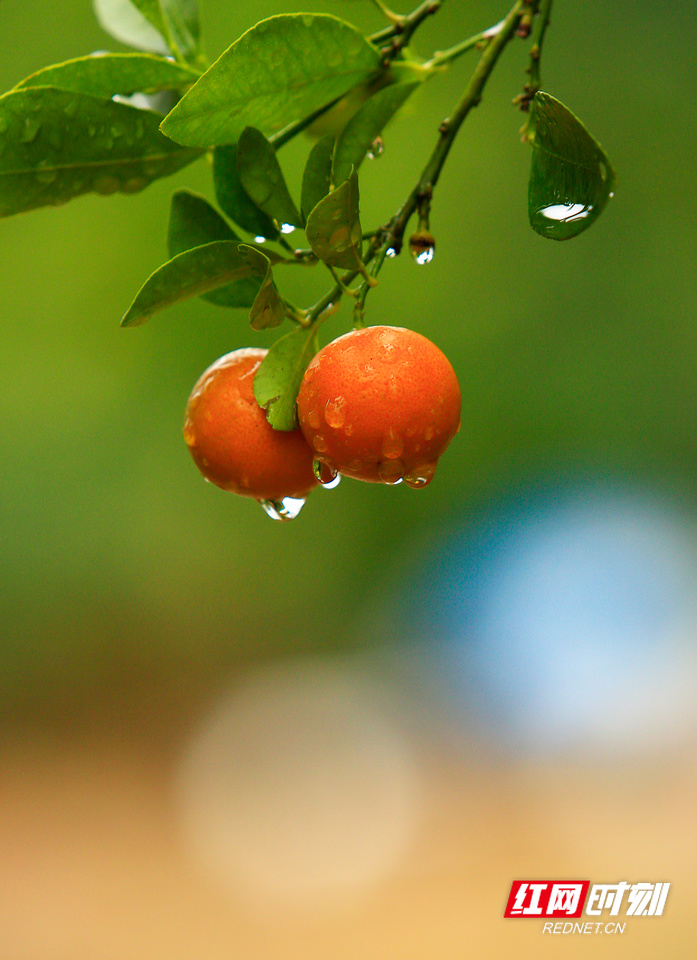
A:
[305,167,365,273]
[239,245,286,331]
[14,54,200,99]
[253,324,319,431]
[528,91,616,241]
[332,80,420,187]
[159,14,381,148]
[93,0,170,54]
[168,190,262,307]
[121,240,263,326]
[300,134,334,225]
[0,87,202,218]
[129,0,203,65]
[212,144,279,240]
[238,127,302,230]
[168,189,237,254]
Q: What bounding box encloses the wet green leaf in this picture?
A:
[168,190,263,307]
[300,134,334,225]
[0,87,201,218]
[14,54,200,99]
[238,127,302,231]
[212,144,279,240]
[121,240,264,326]
[528,91,616,241]
[130,0,203,65]
[332,80,420,187]
[305,167,365,272]
[159,14,381,148]
[253,324,319,431]
[93,0,169,54]
[239,245,286,331]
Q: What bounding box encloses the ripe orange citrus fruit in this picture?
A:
[296,326,461,487]
[184,348,318,502]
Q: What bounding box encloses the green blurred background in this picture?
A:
[1,2,697,958]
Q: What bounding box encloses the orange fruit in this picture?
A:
[297,326,461,487]
[184,348,318,502]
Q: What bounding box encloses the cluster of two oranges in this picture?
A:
[183,325,461,510]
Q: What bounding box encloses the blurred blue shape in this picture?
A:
[409,484,697,756]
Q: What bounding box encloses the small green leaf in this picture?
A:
[121,241,262,326]
[528,91,616,241]
[332,80,420,186]
[212,144,279,240]
[238,127,302,230]
[0,87,201,218]
[168,190,262,307]
[239,245,286,331]
[130,0,203,65]
[305,167,366,274]
[93,0,169,54]
[14,54,200,99]
[253,324,319,431]
[160,14,381,148]
[301,134,334,225]
[168,189,237,254]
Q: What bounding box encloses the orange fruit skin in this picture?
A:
[296,326,461,486]
[184,348,319,500]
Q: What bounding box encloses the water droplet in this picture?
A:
[20,116,41,144]
[93,175,120,195]
[409,229,436,264]
[35,160,57,184]
[183,420,196,446]
[306,405,322,431]
[280,223,296,234]
[122,176,148,194]
[0,115,8,134]
[312,434,328,453]
[254,235,266,243]
[386,248,397,258]
[378,459,405,484]
[324,397,347,429]
[313,459,340,486]
[530,202,595,240]
[258,496,306,521]
[329,227,351,252]
[301,13,314,27]
[381,431,404,460]
[367,135,384,160]
[424,426,434,441]
[403,461,438,488]
[538,202,591,222]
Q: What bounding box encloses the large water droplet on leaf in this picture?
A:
[528,92,616,241]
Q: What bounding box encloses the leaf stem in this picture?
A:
[368,0,441,49]
[423,18,508,70]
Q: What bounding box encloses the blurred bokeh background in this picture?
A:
[2,1,696,957]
